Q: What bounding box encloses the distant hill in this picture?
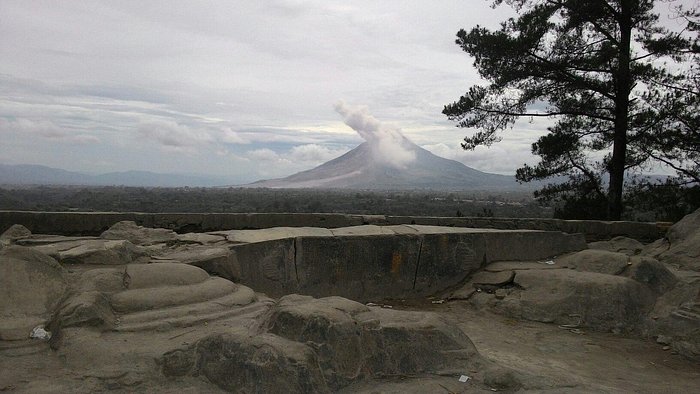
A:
[248,140,525,191]
[0,164,233,187]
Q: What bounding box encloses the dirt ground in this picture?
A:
[2,299,698,393]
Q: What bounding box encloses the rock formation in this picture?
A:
[1,211,699,392]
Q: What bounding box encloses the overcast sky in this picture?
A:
[0,1,687,183]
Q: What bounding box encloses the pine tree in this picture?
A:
[444,0,698,219]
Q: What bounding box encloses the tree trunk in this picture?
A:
[607,1,633,221]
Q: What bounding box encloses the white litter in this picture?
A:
[431,299,445,304]
[29,326,51,340]
[458,374,470,383]
[540,260,556,265]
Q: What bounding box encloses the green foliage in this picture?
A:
[445,0,699,220]
[624,179,700,221]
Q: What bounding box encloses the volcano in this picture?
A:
[248,102,524,191]
[247,140,521,190]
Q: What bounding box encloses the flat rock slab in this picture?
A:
[223,227,333,243]
[176,233,226,245]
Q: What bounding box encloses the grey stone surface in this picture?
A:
[588,236,644,255]
[193,331,330,393]
[644,208,700,271]
[153,246,241,281]
[110,277,237,313]
[124,263,210,289]
[0,246,69,340]
[557,249,630,275]
[623,256,678,295]
[497,269,656,332]
[294,235,422,301]
[0,224,31,244]
[101,221,178,245]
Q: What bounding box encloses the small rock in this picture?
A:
[656,335,672,345]
[494,289,508,300]
[662,346,671,351]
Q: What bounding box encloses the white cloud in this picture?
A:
[288,144,349,163]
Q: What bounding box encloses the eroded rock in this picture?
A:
[588,236,644,256]
[0,246,69,340]
[557,249,630,275]
[496,269,656,332]
[0,224,31,244]
[101,221,178,246]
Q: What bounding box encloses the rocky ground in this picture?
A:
[1,209,699,393]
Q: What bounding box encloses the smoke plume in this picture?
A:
[334,101,416,168]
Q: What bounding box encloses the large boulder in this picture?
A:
[0,224,32,245]
[166,330,330,393]
[101,221,178,246]
[622,256,678,295]
[588,236,644,256]
[265,295,480,389]
[494,269,656,332]
[0,246,69,340]
[644,280,700,362]
[162,294,483,393]
[557,249,630,275]
[644,208,700,271]
[152,246,241,282]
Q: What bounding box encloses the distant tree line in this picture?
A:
[0,186,551,218]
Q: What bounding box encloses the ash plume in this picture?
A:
[334,101,416,169]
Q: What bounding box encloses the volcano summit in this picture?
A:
[248,102,520,190]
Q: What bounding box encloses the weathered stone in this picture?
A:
[101,221,178,245]
[232,238,298,297]
[176,232,226,245]
[470,270,515,286]
[0,224,31,244]
[124,263,209,289]
[57,239,148,265]
[330,225,396,236]
[588,236,644,256]
[224,227,333,243]
[557,249,630,275]
[499,269,656,332]
[265,295,481,389]
[623,256,678,294]
[483,366,523,391]
[194,331,330,393]
[77,268,125,293]
[153,246,240,281]
[110,277,237,313]
[295,235,422,301]
[484,261,563,271]
[0,246,68,340]
[644,280,700,362]
[55,291,115,329]
[644,208,700,271]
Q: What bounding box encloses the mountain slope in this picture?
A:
[249,141,521,190]
[0,164,232,187]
